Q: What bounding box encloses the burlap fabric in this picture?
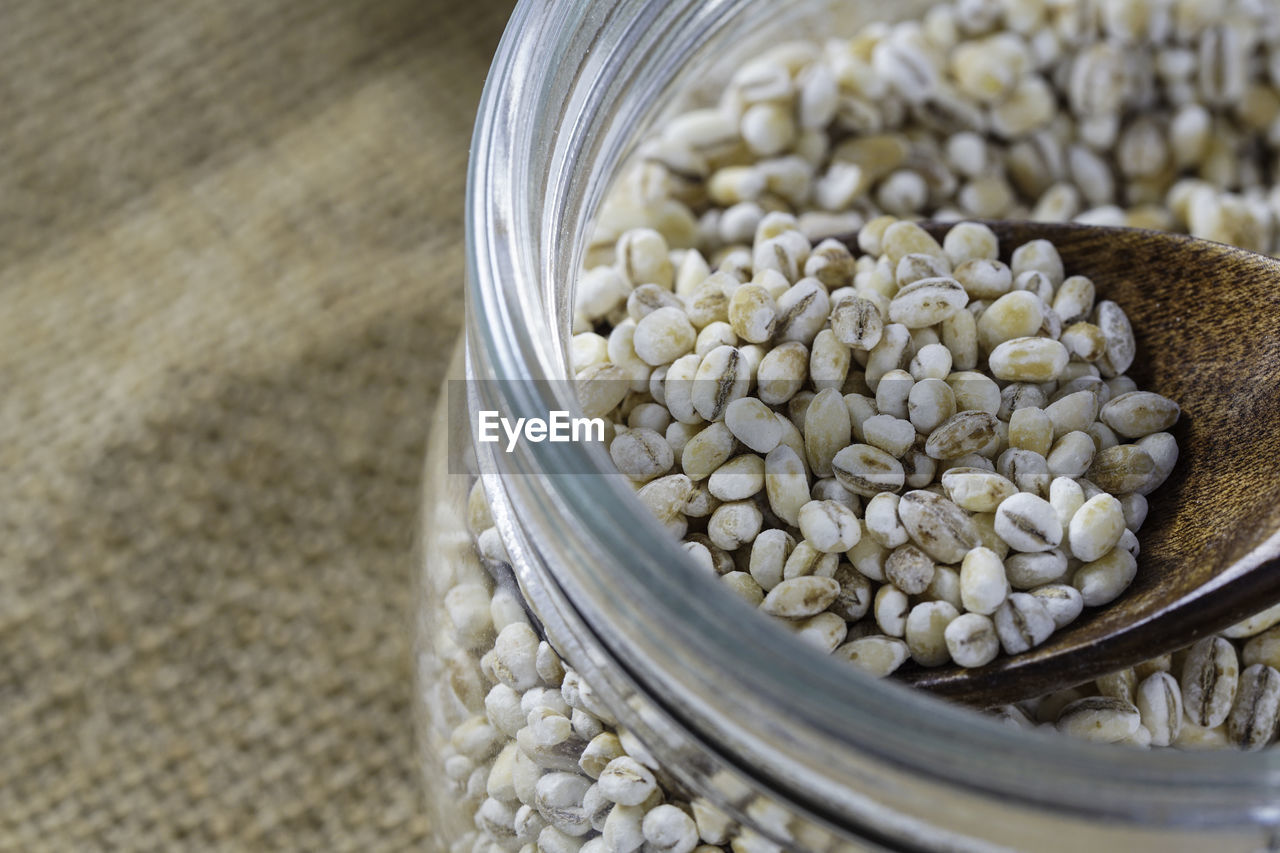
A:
[0,0,512,848]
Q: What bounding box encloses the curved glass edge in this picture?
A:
[414,339,489,850]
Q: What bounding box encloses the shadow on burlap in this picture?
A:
[0,0,513,848]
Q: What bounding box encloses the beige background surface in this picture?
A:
[0,0,512,848]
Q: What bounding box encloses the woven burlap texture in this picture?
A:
[0,0,512,848]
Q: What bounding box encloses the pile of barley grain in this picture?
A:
[438,3,1280,851]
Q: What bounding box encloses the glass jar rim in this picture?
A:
[464,0,1280,834]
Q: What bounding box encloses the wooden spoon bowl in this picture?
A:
[838,221,1280,705]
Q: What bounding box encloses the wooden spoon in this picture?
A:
[837,220,1280,706]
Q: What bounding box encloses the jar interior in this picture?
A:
[459,0,1280,848]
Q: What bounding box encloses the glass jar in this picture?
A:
[416,1,1280,851]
